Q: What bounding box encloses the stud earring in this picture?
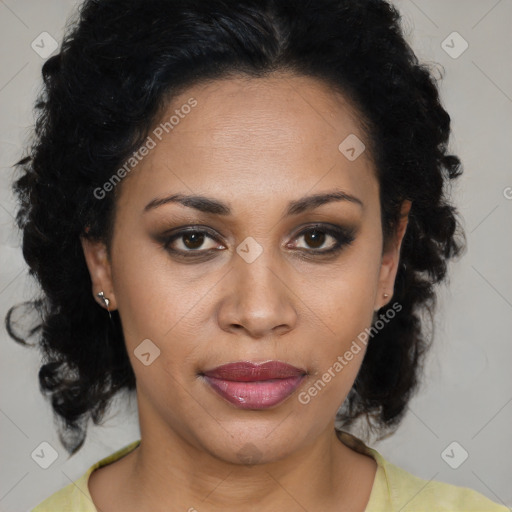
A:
[383,293,389,299]
[97,291,112,320]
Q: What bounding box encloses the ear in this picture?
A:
[373,199,412,312]
[80,231,117,312]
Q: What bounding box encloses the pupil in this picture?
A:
[305,230,325,248]
[183,232,204,249]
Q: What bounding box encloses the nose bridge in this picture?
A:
[233,239,286,309]
[218,241,297,336]
[237,246,282,301]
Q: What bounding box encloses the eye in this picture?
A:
[159,223,356,260]
[162,227,224,256]
[288,224,356,255]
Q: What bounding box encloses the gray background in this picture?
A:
[1,1,511,510]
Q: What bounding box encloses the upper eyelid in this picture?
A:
[165,223,349,238]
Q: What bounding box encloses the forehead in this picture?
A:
[115,73,377,216]
[168,73,365,152]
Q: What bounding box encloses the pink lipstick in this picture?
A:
[201,361,306,409]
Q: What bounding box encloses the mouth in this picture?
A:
[199,361,307,410]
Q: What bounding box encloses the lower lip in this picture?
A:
[202,375,306,409]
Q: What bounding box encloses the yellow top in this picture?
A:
[31,431,508,511]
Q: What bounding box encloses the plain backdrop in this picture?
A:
[0,1,511,510]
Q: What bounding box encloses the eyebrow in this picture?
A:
[143,189,363,216]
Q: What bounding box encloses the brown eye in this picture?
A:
[290,224,356,255]
[302,229,327,249]
[160,223,355,261]
[182,231,206,250]
[162,227,223,255]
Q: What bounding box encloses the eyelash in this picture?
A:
[160,223,356,259]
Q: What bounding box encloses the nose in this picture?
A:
[216,251,298,339]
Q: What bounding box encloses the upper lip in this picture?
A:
[201,361,307,381]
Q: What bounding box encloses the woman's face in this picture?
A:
[83,73,409,464]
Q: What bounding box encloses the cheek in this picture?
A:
[299,240,381,393]
[306,249,381,341]
[298,286,374,418]
[110,238,215,380]
[110,237,180,346]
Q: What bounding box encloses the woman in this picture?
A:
[6,0,507,510]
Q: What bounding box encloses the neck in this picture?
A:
[117,420,376,511]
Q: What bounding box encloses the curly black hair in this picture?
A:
[6,0,465,456]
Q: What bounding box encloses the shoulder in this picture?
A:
[30,473,93,512]
[30,440,141,512]
[372,448,509,511]
[336,430,508,512]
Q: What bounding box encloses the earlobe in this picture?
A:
[80,232,117,311]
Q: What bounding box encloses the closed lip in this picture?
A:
[201,361,307,381]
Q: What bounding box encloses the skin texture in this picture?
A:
[81,72,411,512]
